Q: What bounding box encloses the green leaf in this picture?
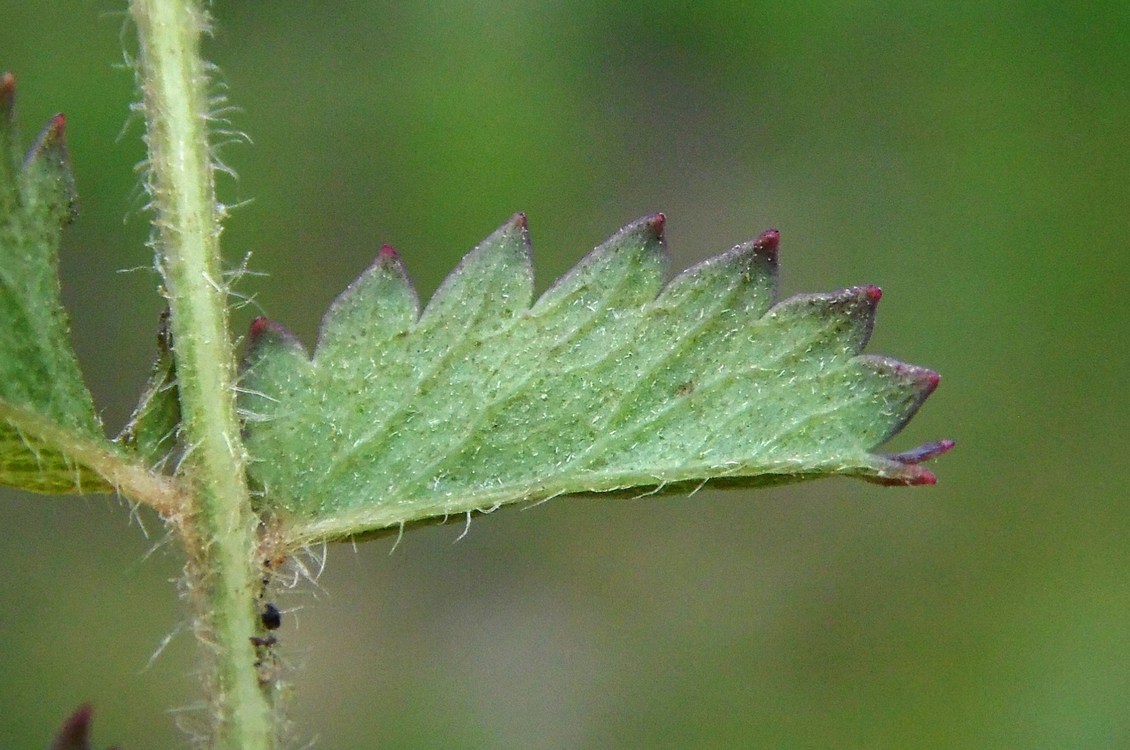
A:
[240,213,952,546]
[0,74,110,494]
[116,308,180,467]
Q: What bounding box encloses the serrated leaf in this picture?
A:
[240,213,951,546]
[0,74,111,494]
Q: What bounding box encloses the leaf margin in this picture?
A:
[239,213,953,548]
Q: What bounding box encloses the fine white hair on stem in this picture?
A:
[139,527,178,563]
[231,386,279,404]
[125,6,253,294]
[283,544,329,594]
[142,620,187,672]
[222,250,267,313]
[127,497,153,539]
[166,695,214,750]
[174,439,199,476]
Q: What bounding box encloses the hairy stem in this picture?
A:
[128,0,273,747]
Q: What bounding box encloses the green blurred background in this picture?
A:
[2,1,1128,747]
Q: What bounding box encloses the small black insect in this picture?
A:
[260,603,282,630]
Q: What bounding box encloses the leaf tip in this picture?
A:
[645,212,666,239]
[863,284,883,304]
[867,462,940,486]
[885,439,956,466]
[925,369,941,392]
[0,71,14,109]
[753,227,780,256]
[22,109,77,218]
[50,703,94,750]
[501,211,532,250]
[906,466,938,486]
[869,435,953,487]
[0,73,13,133]
[377,243,400,262]
[29,112,68,154]
[246,316,306,361]
[370,241,413,283]
[904,364,941,396]
[249,315,272,339]
[248,316,299,346]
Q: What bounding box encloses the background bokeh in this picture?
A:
[2,2,1128,748]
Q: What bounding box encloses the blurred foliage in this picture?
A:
[1,1,1128,748]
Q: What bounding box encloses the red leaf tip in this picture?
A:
[645,212,666,239]
[870,464,938,486]
[249,316,272,338]
[510,212,528,230]
[887,361,941,394]
[51,704,95,750]
[51,112,66,135]
[754,228,780,255]
[909,467,938,485]
[377,244,399,262]
[863,285,883,304]
[0,71,14,98]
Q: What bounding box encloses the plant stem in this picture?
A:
[128,1,273,748]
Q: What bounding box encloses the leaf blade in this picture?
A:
[116,309,181,467]
[0,78,110,494]
[241,215,951,545]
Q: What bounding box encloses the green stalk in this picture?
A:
[128,1,273,747]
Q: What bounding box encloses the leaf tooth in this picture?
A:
[883,438,956,465]
[658,226,780,316]
[763,285,882,361]
[116,308,180,463]
[866,436,954,485]
[0,72,15,210]
[852,354,941,444]
[26,113,67,159]
[534,213,668,316]
[417,212,533,329]
[753,227,780,255]
[873,357,941,398]
[21,111,77,225]
[864,462,940,486]
[0,73,15,148]
[246,316,308,361]
[49,703,97,750]
[239,316,312,447]
[0,72,14,145]
[315,242,419,361]
[770,284,881,316]
[0,71,14,117]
